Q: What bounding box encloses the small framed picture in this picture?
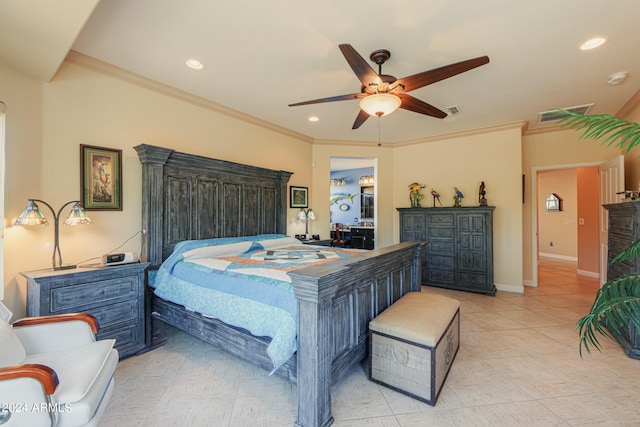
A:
[80,144,123,210]
[290,186,308,208]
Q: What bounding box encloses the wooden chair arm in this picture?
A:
[0,364,59,395]
[13,313,99,334]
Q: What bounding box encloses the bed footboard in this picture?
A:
[290,240,425,427]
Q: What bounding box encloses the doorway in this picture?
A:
[330,157,377,248]
[531,156,624,288]
[537,167,600,282]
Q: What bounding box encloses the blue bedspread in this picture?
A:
[151,234,359,373]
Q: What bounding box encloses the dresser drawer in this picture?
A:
[427,268,455,284]
[98,324,142,351]
[50,277,140,312]
[427,213,454,226]
[427,227,454,240]
[608,213,635,237]
[86,299,140,329]
[427,241,455,256]
[457,271,488,286]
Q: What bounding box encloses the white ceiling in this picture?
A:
[3,1,640,144]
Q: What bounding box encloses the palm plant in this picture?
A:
[551,109,640,356]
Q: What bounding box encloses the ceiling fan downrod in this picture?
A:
[369,49,391,75]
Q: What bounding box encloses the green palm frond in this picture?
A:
[576,273,640,357]
[549,109,640,153]
[611,238,640,264]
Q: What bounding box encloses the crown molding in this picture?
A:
[64,50,314,144]
[392,121,528,147]
[617,88,640,119]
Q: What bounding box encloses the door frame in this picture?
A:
[530,161,604,288]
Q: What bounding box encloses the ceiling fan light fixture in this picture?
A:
[359,93,401,117]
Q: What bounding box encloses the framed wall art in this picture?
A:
[290,186,308,208]
[80,144,123,210]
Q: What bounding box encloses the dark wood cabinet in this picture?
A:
[351,226,375,249]
[603,202,640,359]
[22,263,150,359]
[398,206,496,295]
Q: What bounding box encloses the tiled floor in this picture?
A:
[101,258,640,426]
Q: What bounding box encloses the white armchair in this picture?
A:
[0,302,118,427]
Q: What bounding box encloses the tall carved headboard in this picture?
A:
[135,144,293,268]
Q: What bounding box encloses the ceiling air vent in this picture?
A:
[537,103,594,124]
[443,105,460,115]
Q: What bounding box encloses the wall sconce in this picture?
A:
[545,193,562,212]
[297,208,316,235]
[14,199,92,270]
[331,178,347,186]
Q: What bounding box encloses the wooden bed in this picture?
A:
[135,144,425,427]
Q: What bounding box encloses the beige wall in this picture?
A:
[3,61,312,318]
[537,169,577,259]
[0,61,43,310]
[393,125,524,292]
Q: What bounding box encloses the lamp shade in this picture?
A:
[297,209,307,221]
[64,202,93,225]
[307,209,316,221]
[14,201,49,226]
[359,93,402,117]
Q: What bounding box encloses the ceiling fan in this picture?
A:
[289,44,490,129]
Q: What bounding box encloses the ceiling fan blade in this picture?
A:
[394,56,489,93]
[289,93,365,107]
[339,44,381,87]
[352,109,370,129]
[397,93,447,118]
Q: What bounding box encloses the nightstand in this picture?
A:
[21,262,150,359]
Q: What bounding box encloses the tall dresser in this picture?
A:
[398,206,496,295]
[603,202,640,359]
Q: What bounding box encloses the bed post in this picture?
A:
[134,144,173,268]
[291,271,342,427]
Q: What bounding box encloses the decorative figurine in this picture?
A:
[453,187,464,207]
[479,181,487,206]
[430,189,443,207]
[408,183,425,207]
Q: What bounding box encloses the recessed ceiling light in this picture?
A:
[580,37,607,51]
[185,59,204,70]
[308,116,319,122]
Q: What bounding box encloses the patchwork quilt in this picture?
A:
[151,234,360,372]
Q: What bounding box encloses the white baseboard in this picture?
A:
[539,252,578,262]
[495,283,524,294]
[577,269,600,279]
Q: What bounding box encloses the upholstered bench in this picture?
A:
[369,291,460,405]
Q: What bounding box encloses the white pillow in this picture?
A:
[0,320,26,366]
[182,241,252,261]
[258,236,301,250]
